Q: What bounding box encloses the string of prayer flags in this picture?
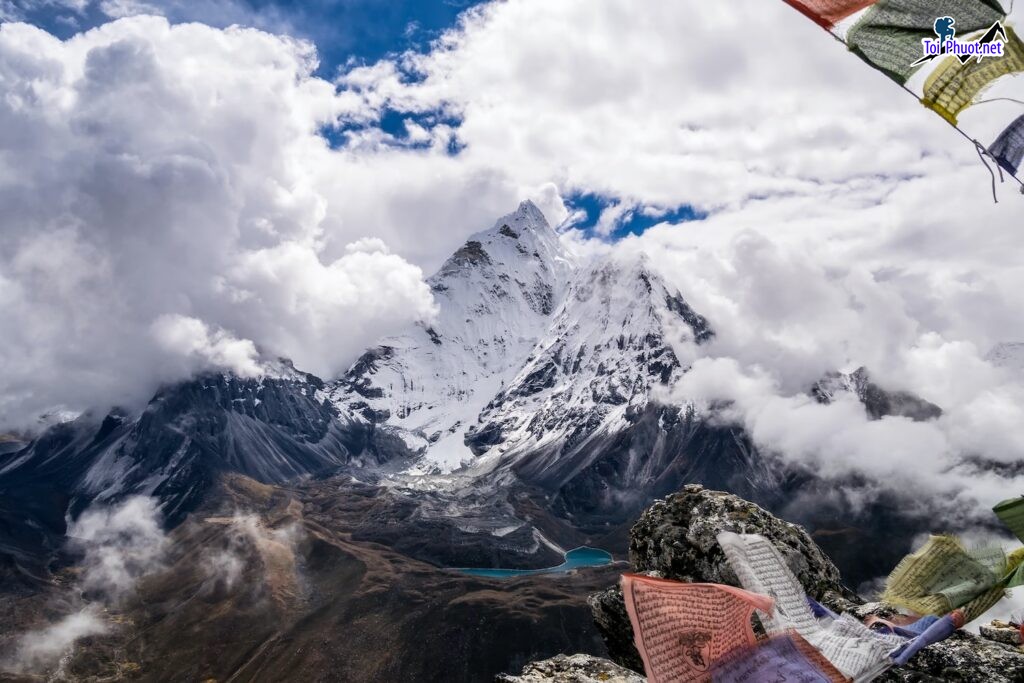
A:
[989,115,1024,176]
[709,633,847,683]
[922,26,1024,124]
[778,0,1024,191]
[717,532,900,682]
[881,535,1005,616]
[846,0,1006,84]
[620,575,773,683]
[994,497,1024,588]
[782,0,878,29]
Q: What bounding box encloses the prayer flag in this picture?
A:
[881,535,1003,617]
[718,532,899,682]
[783,0,878,29]
[620,574,773,683]
[847,0,1005,84]
[710,632,847,683]
[922,27,1024,124]
[994,495,1024,542]
[989,115,1024,175]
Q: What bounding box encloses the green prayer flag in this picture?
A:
[923,27,1024,124]
[847,0,1005,84]
[994,495,1024,543]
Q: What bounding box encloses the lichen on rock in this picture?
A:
[495,654,645,683]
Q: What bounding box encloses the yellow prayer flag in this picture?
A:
[923,27,1024,125]
[882,535,1003,616]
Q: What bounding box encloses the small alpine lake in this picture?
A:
[455,546,614,578]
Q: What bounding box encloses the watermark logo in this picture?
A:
[912,17,1007,66]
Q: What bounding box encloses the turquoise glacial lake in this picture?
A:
[456,546,614,578]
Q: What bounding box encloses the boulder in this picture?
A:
[589,484,1024,683]
[590,484,857,670]
[495,654,645,683]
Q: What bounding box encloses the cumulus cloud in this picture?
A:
[0,17,443,428]
[4,0,1024,541]
[337,2,1021,210]
[637,212,1024,522]
[151,314,262,378]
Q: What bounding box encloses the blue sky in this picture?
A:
[5,0,706,240]
[7,0,486,76]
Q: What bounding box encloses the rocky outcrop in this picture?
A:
[589,484,858,671]
[496,654,645,683]
[521,484,1024,682]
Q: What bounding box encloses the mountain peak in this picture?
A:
[489,199,554,239]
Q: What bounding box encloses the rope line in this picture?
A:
[975,139,1000,202]
[800,6,1024,198]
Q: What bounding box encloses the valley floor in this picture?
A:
[0,474,622,682]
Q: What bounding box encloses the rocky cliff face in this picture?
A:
[812,366,942,422]
[500,485,1024,682]
[0,363,408,583]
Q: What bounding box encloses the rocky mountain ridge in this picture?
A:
[0,200,959,590]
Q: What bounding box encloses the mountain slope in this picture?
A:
[330,200,576,472]
[0,362,407,581]
[468,254,778,522]
[319,203,781,525]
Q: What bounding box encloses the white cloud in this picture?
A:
[3,608,109,674]
[68,495,169,600]
[151,314,262,378]
[4,0,1024,537]
[0,17,440,428]
[3,496,166,674]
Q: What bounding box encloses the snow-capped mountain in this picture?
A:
[326,201,777,520]
[0,200,781,576]
[330,200,576,472]
[0,363,398,533]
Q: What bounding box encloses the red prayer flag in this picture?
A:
[783,0,877,28]
[620,575,774,683]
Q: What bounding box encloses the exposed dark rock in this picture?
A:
[0,369,414,583]
[664,292,715,344]
[342,346,395,399]
[499,224,520,239]
[465,421,505,456]
[516,409,782,534]
[496,654,644,682]
[627,485,851,599]
[980,622,1022,646]
[450,240,491,266]
[588,584,644,673]
[812,367,942,422]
